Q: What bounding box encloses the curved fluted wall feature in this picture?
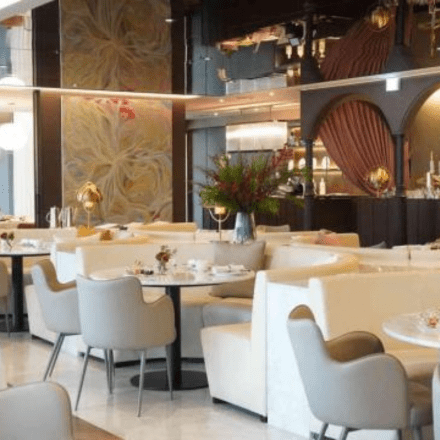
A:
[315,16,403,196]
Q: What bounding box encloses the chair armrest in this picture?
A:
[326,331,384,362]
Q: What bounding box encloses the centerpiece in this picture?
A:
[0,232,14,252]
[200,149,302,243]
[155,245,176,274]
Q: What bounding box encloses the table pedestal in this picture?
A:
[130,285,208,390]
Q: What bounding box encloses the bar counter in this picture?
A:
[203,196,440,247]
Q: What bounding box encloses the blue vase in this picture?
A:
[232,212,256,244]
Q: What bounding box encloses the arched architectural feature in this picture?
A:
[315,97,396,196]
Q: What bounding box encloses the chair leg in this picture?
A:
[338,427,350,440]
[412,427,424,440]
[109,349,115,389]
[317,423,329,440]
[104,349,113,394]
[75,346,91,411]
[165,344,174,401]
[137,350,146,417]
[43,333,64,380]
[48,333,66,378]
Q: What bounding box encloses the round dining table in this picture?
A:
[0,246,51,332]
[383,312,440,349]
[90,266,255,391]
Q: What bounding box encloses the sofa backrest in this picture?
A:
[249,251,359,389]
[307,270,440,351]
[76,242,215,277]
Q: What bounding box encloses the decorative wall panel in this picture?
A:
[60,0,172,224]
[62,97,172,224]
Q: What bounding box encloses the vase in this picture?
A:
[158,260,168,275]
[0,239,11,252]
[232,212,256,244]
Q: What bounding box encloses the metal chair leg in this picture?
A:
[75,346,91,411]
[165,344,174,400]
[48,333,66,377]
[317,423,329,440]
[137,351,146,417]
[338,427,350,440]
[109,349,115,391]
[412,427,424,440]
[43,333,64,380]
[104,349,112,394]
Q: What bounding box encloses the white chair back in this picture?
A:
[0,382,74,440]
[76,275,175,350]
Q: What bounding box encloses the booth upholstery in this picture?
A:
[26,238,359,363]
[201,251,359,419]
[266,269,440,440]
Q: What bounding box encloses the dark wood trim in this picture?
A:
[32,1,61,227]
[171,1,188,221]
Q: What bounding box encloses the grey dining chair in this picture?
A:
[31,259,81,380]
[75,275,176,417]
[0,381,74,440]
[288,305,432,440]
[0,260,11,336]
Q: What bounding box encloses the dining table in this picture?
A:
[0,246,51,332]
[90,265,254,391]
[383,312,440,349]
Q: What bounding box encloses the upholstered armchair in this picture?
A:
[75,275,176,417]
[288,305,432,440]
[31,259,80,380]
[0,381,74,440]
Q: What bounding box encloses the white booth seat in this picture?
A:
[289,231,361,248]
[128,221,198,232]
[266,270,440,440]
[201,252,359,419]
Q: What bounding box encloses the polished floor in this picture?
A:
[0,332,304,440]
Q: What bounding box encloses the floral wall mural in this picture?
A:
[60,0,172,224]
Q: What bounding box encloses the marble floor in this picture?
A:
[0,332,304,440]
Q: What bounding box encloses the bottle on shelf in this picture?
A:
[430,151,435,174]
[319,178,326,195]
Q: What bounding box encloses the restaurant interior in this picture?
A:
[4,0,440,439]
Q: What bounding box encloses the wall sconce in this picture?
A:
[76,181,103,230]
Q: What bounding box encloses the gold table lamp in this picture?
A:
[76,181,103,231]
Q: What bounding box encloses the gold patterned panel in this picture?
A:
[60,0,172,224]
[62,97,172,225]
[60,0,171,92]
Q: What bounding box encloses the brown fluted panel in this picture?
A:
[317,18,402,195]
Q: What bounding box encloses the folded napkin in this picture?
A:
[212,264,245,275]
[20,238,42,248]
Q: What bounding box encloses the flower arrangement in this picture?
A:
[0,232,14,243]
[155,245,176,273]
[0,232,14,250]
[199,149,302,215]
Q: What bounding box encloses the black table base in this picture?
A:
[0,315,28,333]
[130,370,208,391]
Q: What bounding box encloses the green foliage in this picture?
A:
[199,151,303,215]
